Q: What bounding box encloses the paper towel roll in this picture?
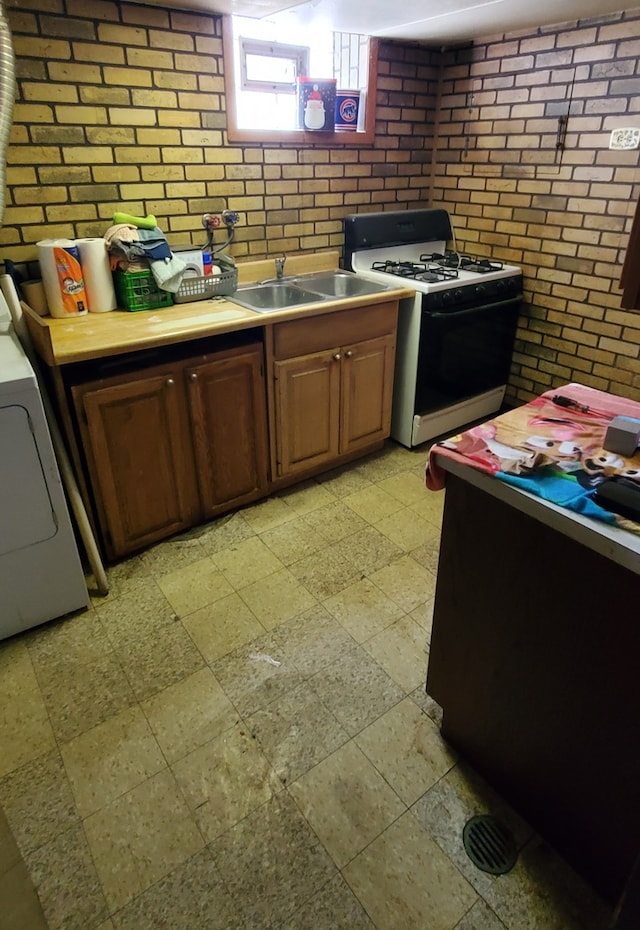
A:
[37,239,88,318]
[77,237,116,313]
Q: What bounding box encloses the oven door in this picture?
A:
[415,295,521,414]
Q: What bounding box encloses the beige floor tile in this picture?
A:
[110,848,246,930]
[211,791,336,930]
[362,615,429,693]
[26,608,111,667]
[89,554,145,605]
[354,698,457,806]
[259,516,325,566]
[238,567,317,631]
[410,538,441,575]
[183,592,266,663]
[408,598,435,640]
[247,682,349,783]
[323,577,404,643]
[343,484,404,523]
[172,723,281,842]
[35,651,137,744]
[0,641,56,779]
[334,525,404,575]
[26,823,108,930]
[353,446,415,481]
[0,750,79,856]
[302,500,369,543]
[343,811,477,930]
[210,629,307,718]
[198,512,256,555]
[377,470,432,506]
[157,557,234,617]
[274,605,356,677]
[95,579,175,648]
[481,834,611,930]
[369,554,437,613]
[137,535,207,577]
[375,506,441,551]
[445,899,505,930]
[412,762,535,897]
[115,620,205,703]
[410,489,445,528]
[84,769,204,912]
[310,646,405,737]
[211,536,284,590]
[278,479,336,515]
[240,495,298,532]
[141,667,239,765]
[278,873,376,930]
[61,705,165,818]
[315,463,373,498]
[288,547,360,600]
[289,740,405,868]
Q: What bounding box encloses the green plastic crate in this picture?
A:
[114,269,174,311]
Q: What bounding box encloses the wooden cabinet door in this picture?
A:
[74,367,199,559]
[340,334,396,454]
[274,349,341,477]
[186,344,269,515]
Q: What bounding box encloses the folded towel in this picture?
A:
[138,226,172,261]
[149,254,187,293]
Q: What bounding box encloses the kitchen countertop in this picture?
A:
[22,251,415,366]
[438,455,640,575]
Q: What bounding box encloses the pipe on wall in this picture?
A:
[0,0,15,226]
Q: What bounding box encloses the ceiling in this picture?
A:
[147,0,637,44]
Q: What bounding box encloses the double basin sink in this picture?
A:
[228,270,395,314]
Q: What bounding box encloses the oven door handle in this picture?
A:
[424,295,521,318]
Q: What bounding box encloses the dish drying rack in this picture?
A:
[174,267,238,304]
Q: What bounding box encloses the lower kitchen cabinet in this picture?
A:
[72,342,268,559]
[271,302,398,479]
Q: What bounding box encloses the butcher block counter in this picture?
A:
[426,431,640,916]
[24,251,413,560]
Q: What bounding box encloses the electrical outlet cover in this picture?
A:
[609,127,640,150]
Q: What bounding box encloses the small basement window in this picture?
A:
[223,15,377,145]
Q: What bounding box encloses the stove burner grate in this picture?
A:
[421,251,504,274]
[371,260,458,283]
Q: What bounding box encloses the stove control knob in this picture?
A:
[441,291,453,306]
[495,279,506,292]
[475,284,486,299]
[454,289,464,303]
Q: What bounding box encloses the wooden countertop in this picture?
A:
[23,251,415,367]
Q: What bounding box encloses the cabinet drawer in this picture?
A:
[273,301,398,359]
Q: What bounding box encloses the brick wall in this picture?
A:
[431,10,640,405]
[2,0,639,406]
[0,0,440,266]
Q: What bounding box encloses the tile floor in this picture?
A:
[0,442,613,930]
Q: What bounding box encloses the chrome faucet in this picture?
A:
[275,256,286,280]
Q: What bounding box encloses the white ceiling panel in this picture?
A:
[142,0,640,45]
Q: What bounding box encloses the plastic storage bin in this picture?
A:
[113,269,174,311]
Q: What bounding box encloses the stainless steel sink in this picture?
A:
[301,272,392,299]
[228,270,394,313]
[229,283,328,313]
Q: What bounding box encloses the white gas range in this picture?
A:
[344,208,524,448]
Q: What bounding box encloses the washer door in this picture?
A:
[0,404,57,556]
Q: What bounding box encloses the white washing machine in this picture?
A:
[0,302,88,639]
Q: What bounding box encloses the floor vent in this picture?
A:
[463,814,518,875]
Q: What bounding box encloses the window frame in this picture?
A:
[239,37,309,95]
[222,15,378,146]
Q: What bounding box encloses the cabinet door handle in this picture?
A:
[333,353,341,361]
[166,378,175,386]
[189,372,198,381]
[345,350,353,358]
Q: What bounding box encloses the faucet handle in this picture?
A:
[275,256,286,278]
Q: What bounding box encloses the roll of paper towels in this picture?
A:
[37,239,88,318]
[77,237,116,312]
